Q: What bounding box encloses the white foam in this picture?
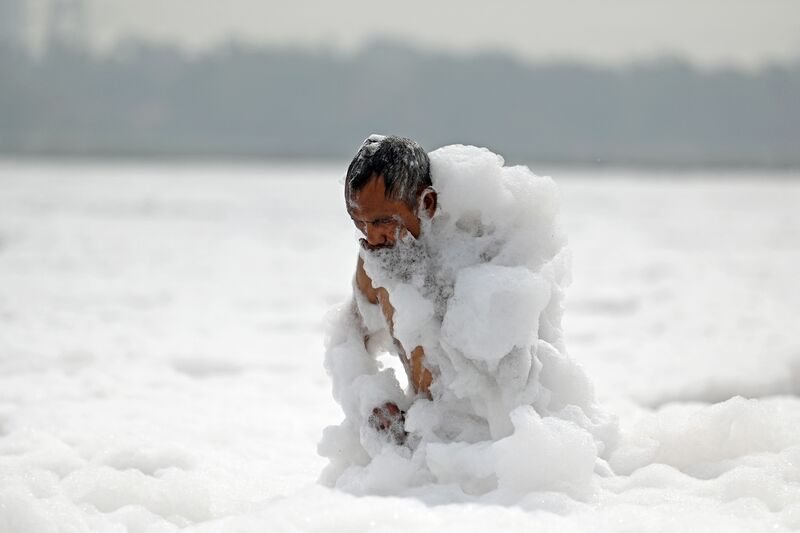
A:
[2,162,799,531]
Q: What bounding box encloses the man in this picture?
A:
[322,136,616,492]
[344,134,437,440]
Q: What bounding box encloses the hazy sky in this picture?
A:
[25,0,800,67]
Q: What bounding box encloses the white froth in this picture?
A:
[2,162,799,532]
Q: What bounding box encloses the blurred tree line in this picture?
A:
[1,39,798,167]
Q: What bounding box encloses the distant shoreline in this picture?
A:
[2,41,798,172]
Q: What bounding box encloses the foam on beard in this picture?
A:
[360,229,431,289]
[319,144,618,501]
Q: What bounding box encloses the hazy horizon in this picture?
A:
[2,39,798,168]
[12,0,800,68]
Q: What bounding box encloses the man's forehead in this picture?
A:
[347,175,398,214]
[347,200,395,220]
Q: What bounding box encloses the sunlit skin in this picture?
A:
[347,174,423,249]
[347,174,437,433]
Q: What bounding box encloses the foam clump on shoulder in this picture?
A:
[319,144,617,501]
[442,264,551,363]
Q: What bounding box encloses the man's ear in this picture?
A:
[419,187,437,219]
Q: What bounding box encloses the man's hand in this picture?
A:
[368,402,406,445]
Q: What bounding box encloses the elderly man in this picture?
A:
[321,135,615,493]
[344,134,438,440]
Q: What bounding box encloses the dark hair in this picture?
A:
[345,134,431,208]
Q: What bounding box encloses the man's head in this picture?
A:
[345,135,437,250]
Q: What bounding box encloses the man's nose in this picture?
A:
[365,224,387,246]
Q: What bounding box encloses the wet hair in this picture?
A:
[345,134,432,208]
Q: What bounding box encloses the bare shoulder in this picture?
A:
[355,255,379,305]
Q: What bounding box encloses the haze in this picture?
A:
[20,0,800,67]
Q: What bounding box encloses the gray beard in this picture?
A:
[361,231,452,320]
[361,232,431,286]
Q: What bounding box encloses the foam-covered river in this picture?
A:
[1,161,799,532]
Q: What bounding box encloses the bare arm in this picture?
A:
[354,256,432,396]
[355,255,379,305]
[410,346,433,397]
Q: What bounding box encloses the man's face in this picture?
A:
[347,174,422,250]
